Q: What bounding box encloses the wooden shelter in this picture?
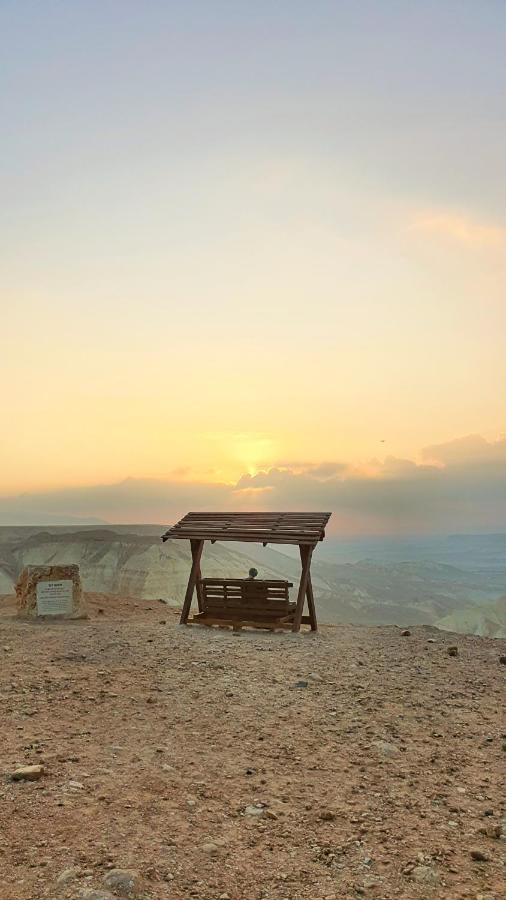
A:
[161,512,331,632]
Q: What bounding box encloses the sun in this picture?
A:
[196,431,278,483]
[220,433,276,481]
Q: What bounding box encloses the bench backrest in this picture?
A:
[200,578,293,616]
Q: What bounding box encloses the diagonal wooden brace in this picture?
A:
[180,539,204,624]
[292,544,313,632]
[192,540,204,612]
[300,545,318,631]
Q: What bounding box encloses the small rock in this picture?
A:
[400,630,411,637]
[307,673,322,681]
[11,764,45,781]
[56,866,80,886]
[244,804,264,816]
[411,865,440,886]
[79,892,115,900]
[362,876,383,890]
[202,842,220,856]
[102,869,143,896]
[470,849,489,862]
[372,740,399,757]
[447,646,458,657]
[320,810,336,821]
[479,824,502,839]
[427,638,436,643]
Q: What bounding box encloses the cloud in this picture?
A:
[271,461,349,480]
[0,435,505,534]
[408,212,506,248]
[0,478,232,527]
[422,434,506,466]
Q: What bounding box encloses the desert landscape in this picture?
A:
[1,591,505,900]
[1,528,505,638]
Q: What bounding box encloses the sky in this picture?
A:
[1,1,505,532]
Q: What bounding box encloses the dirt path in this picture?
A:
[1,594,505,899]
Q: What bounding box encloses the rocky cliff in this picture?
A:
[0,529,293,605]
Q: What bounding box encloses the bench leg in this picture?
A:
[298,545,317,631]
[192,540,204,613]
[180,539,204,624]
[292,545,313,632]
[306,571,318,631]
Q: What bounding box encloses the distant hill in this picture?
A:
[318,532,506,569]
[436,595,506,638]
[0,527,288,604]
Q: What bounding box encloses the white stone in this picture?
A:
[16,565,87,619]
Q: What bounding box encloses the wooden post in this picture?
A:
[192,539,204,612]
[180,539,204,624]
[306,574,317,631]
[292,544,312,632]
[300,545,317,631]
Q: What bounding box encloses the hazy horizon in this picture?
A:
[0,432,505,535]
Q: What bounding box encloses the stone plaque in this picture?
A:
[36,580,74,615]
[16,565,87,619]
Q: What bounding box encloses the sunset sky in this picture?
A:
[1,2,505,531]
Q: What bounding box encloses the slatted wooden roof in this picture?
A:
[162,512,331,545]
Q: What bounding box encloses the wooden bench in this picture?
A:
[190,577,295,630]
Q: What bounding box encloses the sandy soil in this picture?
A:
[0,593,505,900]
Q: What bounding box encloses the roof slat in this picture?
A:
[161,511,331,545]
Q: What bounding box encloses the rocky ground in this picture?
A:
[0,593,505,900]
